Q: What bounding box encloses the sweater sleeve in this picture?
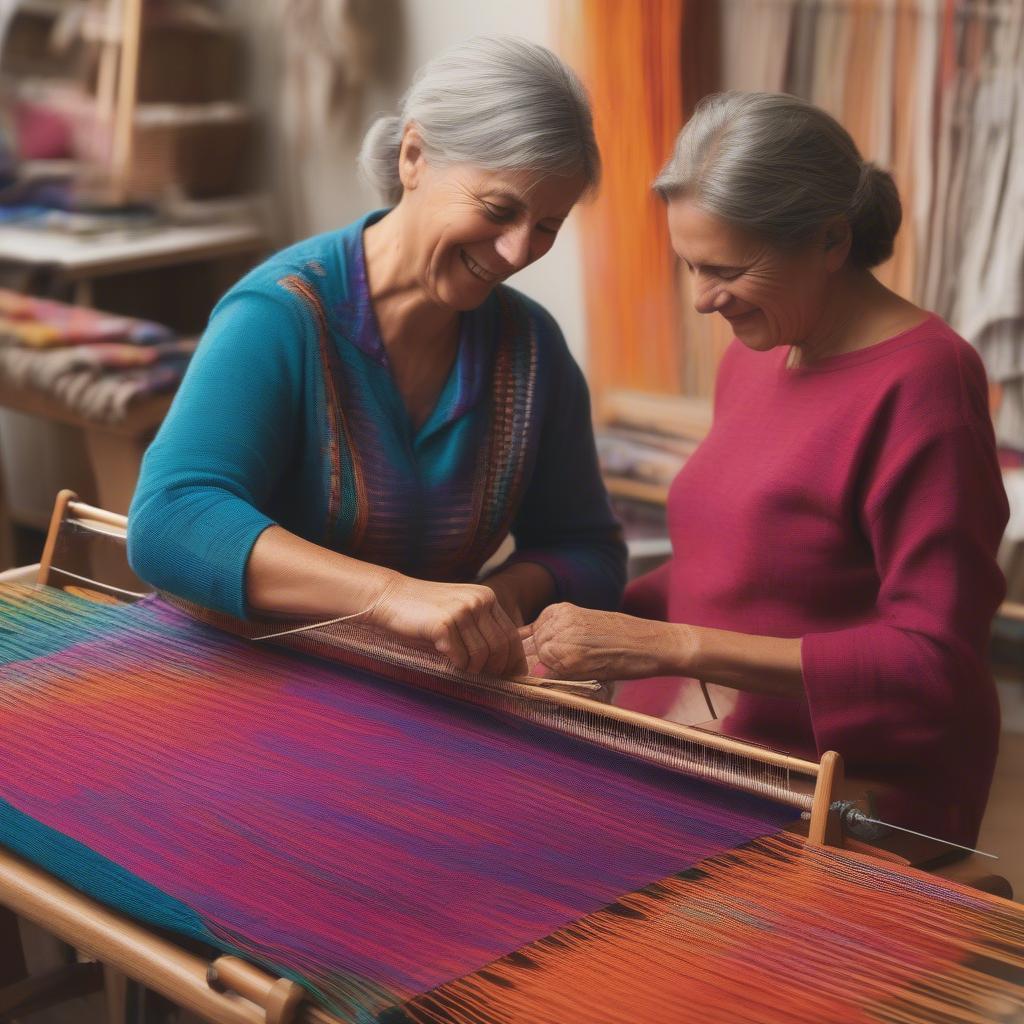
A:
[502,335,627,611]
[801,418,1007,778]
[127,290,305,618]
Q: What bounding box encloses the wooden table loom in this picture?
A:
[0,490,1019,1024]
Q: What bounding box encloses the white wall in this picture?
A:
[238,0,590,367]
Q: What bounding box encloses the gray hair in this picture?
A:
[358,36,600,206]
[654,92,901,270]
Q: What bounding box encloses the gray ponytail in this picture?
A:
[358,115,405,206]
[358,36,600,206]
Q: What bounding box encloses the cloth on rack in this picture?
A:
[0,290,171,347]
[950,1,1024,447]
[0,337,196,421]
[0,289,186,422]
[705,0,1024,446]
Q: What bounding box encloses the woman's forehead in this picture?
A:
[667,199,766,264]
[460,166,586,213]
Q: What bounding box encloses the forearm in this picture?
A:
[482,562,556,626]
[246,525,398,617]
[663,623,804,699]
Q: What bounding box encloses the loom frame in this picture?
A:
[0,488,849,1024]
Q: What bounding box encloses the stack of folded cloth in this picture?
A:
[0,291,196,422]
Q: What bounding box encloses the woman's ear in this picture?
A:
[398,125,426,192]
[822,217,852,271]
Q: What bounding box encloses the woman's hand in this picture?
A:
[369,574,528,677]
[519,603,687,681]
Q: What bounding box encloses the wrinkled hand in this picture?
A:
[519,603,680,681]
[370,575,527,676]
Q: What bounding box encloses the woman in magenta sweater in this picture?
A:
[522,92,1008,847]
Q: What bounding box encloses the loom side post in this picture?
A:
[37,490,79,586]
[807,750,844,846]
[0,848,269,1024]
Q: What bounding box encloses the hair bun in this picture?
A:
[848,162,902,269]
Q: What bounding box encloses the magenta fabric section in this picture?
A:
[620,317,1007,846]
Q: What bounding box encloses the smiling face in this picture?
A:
[397,131,587,311]
[667,198,842,352]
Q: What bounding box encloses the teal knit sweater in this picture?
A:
[128,211,626,618]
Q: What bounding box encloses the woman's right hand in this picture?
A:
[369,574,528,677]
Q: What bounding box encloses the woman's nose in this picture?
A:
[494,224,532,270]
[693,279,728,316]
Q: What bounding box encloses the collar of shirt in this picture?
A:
[335,208,498,434]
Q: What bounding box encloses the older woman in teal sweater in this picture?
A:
[128,37,625,677]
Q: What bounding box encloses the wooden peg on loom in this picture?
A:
[806,750,844,846]
[37,489,79,586]
[207,957,305,1024]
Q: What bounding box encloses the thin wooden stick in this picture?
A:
[511,674,601,693]
[67,501,129,533]
[110,0,143,203]
[37,490,78,586]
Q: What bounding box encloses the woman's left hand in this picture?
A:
[519,603,686,681]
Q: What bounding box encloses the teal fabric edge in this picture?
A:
[0,796,218,941]
[0,798,360,1016]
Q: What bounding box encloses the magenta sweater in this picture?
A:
[623,316,1008,846]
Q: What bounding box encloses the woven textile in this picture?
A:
[3,583,1021,1022]
[396,832,1024,1024]
[0,583,789,1016]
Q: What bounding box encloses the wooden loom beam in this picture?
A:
[807,750,844,845]
[37,489,79,587]
[0,847,289,1024]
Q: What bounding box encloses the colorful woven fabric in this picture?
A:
[0,290,171,348]
[395,833,1024,1024]
[0,338,196,422]
[0,583,789,1016]
[3,583,1021,1022]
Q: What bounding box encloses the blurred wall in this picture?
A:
[232,0,590,367]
